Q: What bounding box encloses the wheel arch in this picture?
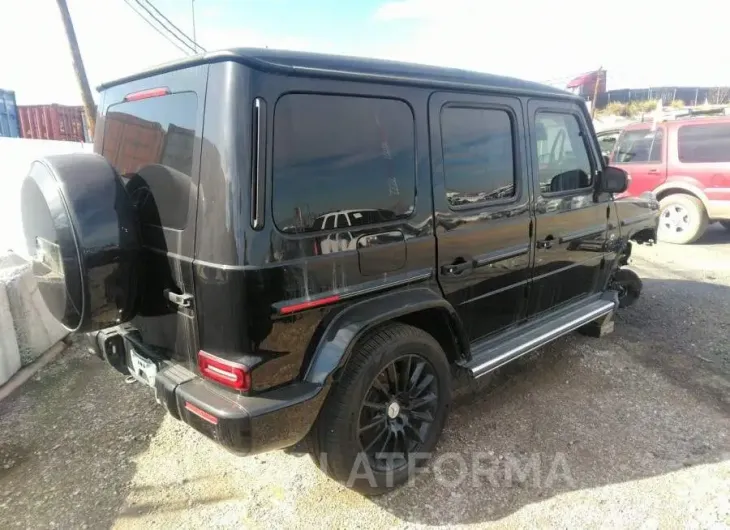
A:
[303,287,469,386]
[654,181,709,210]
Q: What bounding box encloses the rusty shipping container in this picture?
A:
[101,111,165,174]
[18,104,89,142]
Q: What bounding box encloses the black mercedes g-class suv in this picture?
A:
[20,49,658,494]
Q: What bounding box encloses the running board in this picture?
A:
[465,295,617,378]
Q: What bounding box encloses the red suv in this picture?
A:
[610,116,730,244]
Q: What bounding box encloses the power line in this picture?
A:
[141,0,205,53]
[191,0,197,46]
[122,0,192,55]
[132,0,200,54]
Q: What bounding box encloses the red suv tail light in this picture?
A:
[197,350,250,391]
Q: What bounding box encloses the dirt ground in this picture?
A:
[1,225,729,529]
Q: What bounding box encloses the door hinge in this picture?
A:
[164,289,193,308]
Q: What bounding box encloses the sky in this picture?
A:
[1,0,729,105]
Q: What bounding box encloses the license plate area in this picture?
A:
[127,347,159,388]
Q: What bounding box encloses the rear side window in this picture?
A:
[441,107,516,207]
[678,123,730,163]
[535,112,593,193]
[102,92,197,230]
[272,94,415,234]
[615,129,663,163]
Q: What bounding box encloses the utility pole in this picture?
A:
[191,0,197,50]
[56,0,97,138]
[591,66,603,119]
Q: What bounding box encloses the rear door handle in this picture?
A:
[441,259,474,276]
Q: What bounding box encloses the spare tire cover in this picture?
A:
[20,153,141,332]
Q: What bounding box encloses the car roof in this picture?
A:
[622,115,730,131]
[99,48,574,99]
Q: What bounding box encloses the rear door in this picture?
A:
[527,99,609,314]
[430,92,533,342]
[96,66,207,366]
[611,125,667,195]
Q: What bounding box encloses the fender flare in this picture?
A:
[304,286,468,386]
[654,180,710,209]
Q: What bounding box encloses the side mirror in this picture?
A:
[600,166,629,194]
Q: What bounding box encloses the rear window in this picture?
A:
[678,123,730,163]
[272,94,416,234]
[102,92,197,230]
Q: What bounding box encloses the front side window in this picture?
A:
[272,94,416,234]
[441,107,516,207]
[678,123,730,163]
[615,129,663,164]
[535,112,593,193]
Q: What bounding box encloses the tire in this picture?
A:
[721,221,730,231]
[612,268,642,308]
[20,154,141,332]
[657,194,708,245]
[310,323,452,495]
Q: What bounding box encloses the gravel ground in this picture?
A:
[1,224,729,529]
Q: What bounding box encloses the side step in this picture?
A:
[465,294,617,378]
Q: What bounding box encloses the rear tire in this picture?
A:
[658,194,708,245]
[310,323,451,495]
[720,221,730,231]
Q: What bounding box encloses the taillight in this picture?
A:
[197,350,250,391]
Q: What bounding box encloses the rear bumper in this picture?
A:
[708,199,730,221]
[155,363,326,454]
[87,328,327,455]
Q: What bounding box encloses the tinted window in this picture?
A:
[103,92,197,230]
[615,129,663,163]
[535,113,593,193]
[441,107,515,207]
[678,123,730,163]
[273,94,415,233]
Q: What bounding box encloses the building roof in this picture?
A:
[99,48,573,98]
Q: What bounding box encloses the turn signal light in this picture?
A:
[197,350,250,391]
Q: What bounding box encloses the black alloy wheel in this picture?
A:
[310,322,451,494]
[358,354,439,472]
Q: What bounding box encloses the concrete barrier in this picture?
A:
[2,257,68,365]
[0,279,21,386]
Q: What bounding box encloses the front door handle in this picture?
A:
[647,169,659,174]
[441,259,474,276]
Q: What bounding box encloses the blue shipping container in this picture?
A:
[0,88,20,138]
